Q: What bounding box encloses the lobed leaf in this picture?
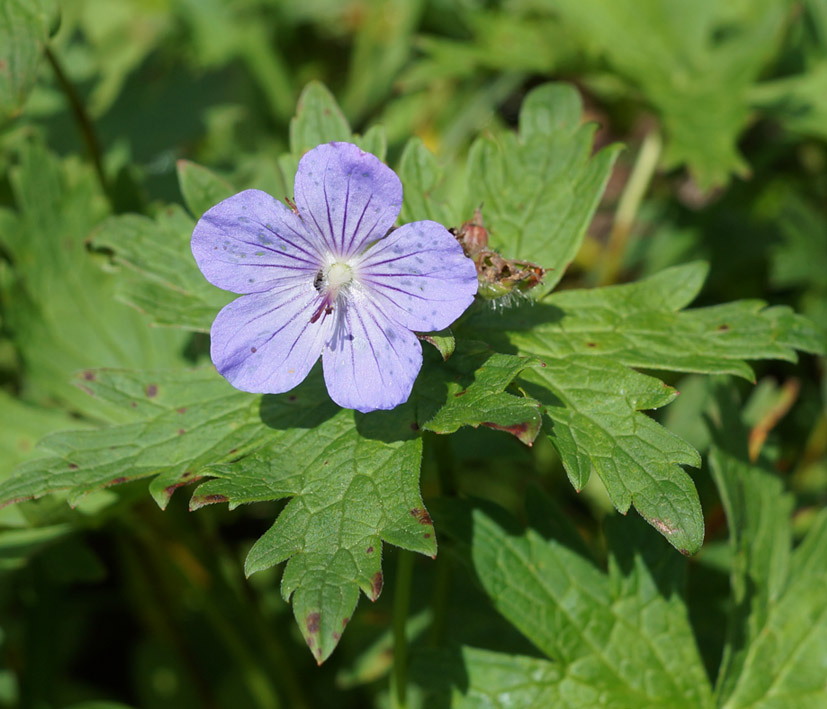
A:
[416,343,544,446]
[431,493,713,708]
[197,404,433,665]
[92,206,231,332]
[463,262,824,553]
[465,82,621,293]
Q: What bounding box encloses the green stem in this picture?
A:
[596,129,662,286]
[44,45,110,202]
[391,550,415,709]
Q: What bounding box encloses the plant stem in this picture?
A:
[596,128,662,286]
[44,45,110,202]
[391,549,415,709]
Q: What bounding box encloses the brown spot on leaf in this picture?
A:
[176,407,187,414]
[105,477,128,488]
[369,571,383,601]
[410,422,420,431]
[410,508,433,525]
[424,533,431,539]
[332,631,340,641]
[201,494,228,504]
[586,342,597,348]
[68,463,79,470]
[177,429,185,436]
[717,324,730,331]
[288,395,297,402]
[342,617,349,628]
[306,612,321,634]
[228,448,238,455]
[82,370,96,381]
[130,401,138,408]
[145,384,158,398]
[366,546,374,554]
[482,421,538,446]
[453,390,467,397]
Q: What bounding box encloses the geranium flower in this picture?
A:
[191,141,478,413]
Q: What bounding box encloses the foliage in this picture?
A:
[0,1,825,708]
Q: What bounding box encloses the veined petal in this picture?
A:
[357,221,478,332]
[294,142,402,258]
[210,282,333,394]
[322,297,422,413]
[193,189,323,294]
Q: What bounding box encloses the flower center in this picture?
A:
[326,262,353,290]
[309,262,355,324]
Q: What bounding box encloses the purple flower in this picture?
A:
[191,141,478,413]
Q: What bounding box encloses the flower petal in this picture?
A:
[294,142,402,258]
[357,220,478,332]
[210,282,334,394]
[322,298,422,413]
[192,189,323,294]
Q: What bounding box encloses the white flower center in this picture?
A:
[326,262,353,290]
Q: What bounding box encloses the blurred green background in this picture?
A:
[1,1,826,707]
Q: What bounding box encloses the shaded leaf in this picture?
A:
[417,343,543,446]
[431,493,713,708]
[92,206,231,332]
[196,404,433,664]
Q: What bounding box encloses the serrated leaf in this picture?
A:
[412,646,566,708]
[527,357,704,553]
[398,137,458,227]
[0,141,186,417]
[176,160,237,219]
[547,0,787,188]
[416,328,455,361]
[432,493,713,708]
[0,367,435,664]
[0,0,52,122]
[464,262,823,552]
[480,263,825,380]
[465,82,621,293]
[706,387,827,708]
[194,404,433,665]
[416,343,544,446]
[0,368,327,510]
[91,206,231,331]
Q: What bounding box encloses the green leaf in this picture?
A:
[416,343,544,447]
[416,328,455,361]
[0,369,279,509]
[0,141,186,416]
[432,493,713,708]
[176,160,237,219]
[547,0,787,188]
[487,262,825,380]
[464,262,823,552]
[398,137,459,227]
[465,82,621,293]
[412,646,565,708]
[529,357,704,553]
[196,404,433,665]
[706,388,827,708]
[0,0,52,122]
[0,367,435,664]
[92,206,231,332]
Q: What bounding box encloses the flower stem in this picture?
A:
[391,549,415,709]
[596,128,662,286]
[44,45,110,203]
